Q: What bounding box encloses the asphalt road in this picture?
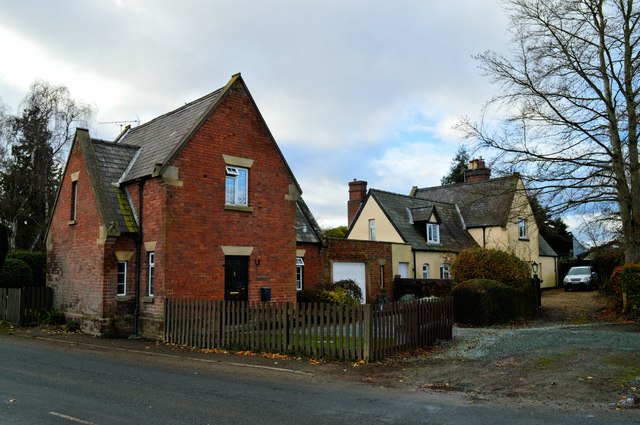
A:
[0,334,636,425]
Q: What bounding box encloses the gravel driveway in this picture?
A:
[348,289,640,412]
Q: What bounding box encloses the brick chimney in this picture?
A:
[465,157,491,183]
[348,179,367,227]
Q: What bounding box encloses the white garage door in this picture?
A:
[332,262,366,302]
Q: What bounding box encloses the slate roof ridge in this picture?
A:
[118,88,224,141]
[369,187,458,208]
[92,137,139,148]
[415,174,518,193]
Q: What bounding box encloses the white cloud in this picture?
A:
[370,141,453,193]
[0,0,512,225]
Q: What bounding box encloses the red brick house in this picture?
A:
[46,74,322,337]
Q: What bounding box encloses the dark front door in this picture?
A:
[225,256,249,301]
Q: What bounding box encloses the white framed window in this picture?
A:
[225,166,248,206]
[518,218,528,239]
[427,223,440,244]
[422,263,430,279]
[440,263,451,280]
[296,257,304,290]
[148,252,155,296]
[369,219,376,241]
[117,261,127,295]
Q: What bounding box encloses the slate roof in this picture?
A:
[539,236,558,257]
[366,189,477,252]
[296,197,324,244]
[90,140,140,234]
[413,175,520,228]
[118,88,225,182]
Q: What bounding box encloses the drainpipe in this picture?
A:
[133,179,145,336]
[413,250,417,279]
[482,227,487,248]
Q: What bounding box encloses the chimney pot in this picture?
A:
[465,158,491,183]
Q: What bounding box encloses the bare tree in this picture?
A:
[0,81,94,251]
[459,0,640,266]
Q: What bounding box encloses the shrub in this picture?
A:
[320,279,363,305]
[39,309,66,326]
[611,264,640,319]
[0,258,33,288]
[451,248,531,289]
[8,251,46,287]
[452,279,516,326]
[296,290,324,303]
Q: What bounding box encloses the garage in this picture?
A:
[331,262,366,302]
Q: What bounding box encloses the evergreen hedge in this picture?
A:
[8,251,46,287]
[452,279,516,326]
[0,258,33,288]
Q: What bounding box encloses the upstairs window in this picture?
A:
[70,180,78,222]
[117,261,127,295]
[369,219,376,241]
[518,218,528,239]
[296,257,304,291]
[427,223,440,244]
[225,166,248,206]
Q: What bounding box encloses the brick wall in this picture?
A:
[297,242,325,293]
[47,138,109,335]
[158,83,298,304]
[48,81,301,338]
[325,238,394,303]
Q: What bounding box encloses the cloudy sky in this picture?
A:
[0,0,512,228]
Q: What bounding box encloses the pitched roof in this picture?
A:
[90,140,140,234]
[366,189,477,252]
[66,130,139,237]
[539,236,558,257]
[296,197,324,244]
[413,175,520,228]
[112,73,301,197]
[118,88,225,181]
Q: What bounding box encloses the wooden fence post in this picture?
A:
[363,304,373,361]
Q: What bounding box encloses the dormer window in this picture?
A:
[225,166,248,206]
[427,223,440,244]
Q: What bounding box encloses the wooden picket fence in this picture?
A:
[0,287,53,325]
[164,297,453,361]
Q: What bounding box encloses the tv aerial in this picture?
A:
[99,116,140,131]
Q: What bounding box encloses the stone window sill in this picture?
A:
[143,296,154,303]
[116,295,134,302]
[224,204,253,213]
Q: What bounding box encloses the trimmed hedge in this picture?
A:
[452,279,515,326]
[8,251,46,287]
[453,278,537,326]
[0,258,33,288]
[451,247,531,289]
